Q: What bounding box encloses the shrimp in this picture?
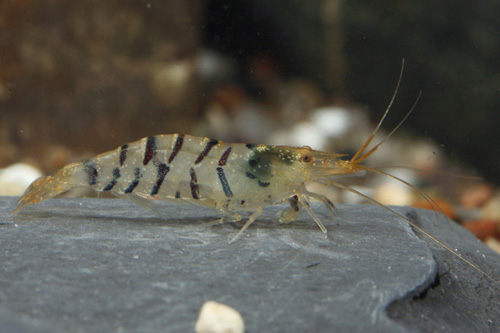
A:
[14,134,345,242]
[13,64,498,284]
[12,64,409,243]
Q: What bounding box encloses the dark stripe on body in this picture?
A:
[218,147,232,166]
[245,143,255,149]
[168,134,184,164]
[289,195,299,212]
[216,167,233,197]
[103,168,121,191]
[119,144,128,166]
[124,168,141,193]
[143,136,157,165]
[246,172,256,179]
[150,163,170,196]
[83,160,98,185]
[194,139,218,164]
[190,168,200,199]
[246,171,270,187]
[258,180,270,187]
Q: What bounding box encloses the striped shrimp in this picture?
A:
[13,70,498,284]
[14,133,345,243]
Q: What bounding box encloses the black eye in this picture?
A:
[300,153,312,163]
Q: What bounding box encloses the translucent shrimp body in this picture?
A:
[14,134,353,241]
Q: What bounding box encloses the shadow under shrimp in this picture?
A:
[13,203,218,229]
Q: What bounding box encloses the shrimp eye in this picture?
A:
[300,153,313,163]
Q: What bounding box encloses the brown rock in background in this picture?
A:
[463,219,500,242]
[0,0,200,172]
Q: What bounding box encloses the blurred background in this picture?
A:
[1,0,499,247]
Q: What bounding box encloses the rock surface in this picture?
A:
[0,197,499,332]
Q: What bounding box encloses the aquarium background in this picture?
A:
[1,0,499,190]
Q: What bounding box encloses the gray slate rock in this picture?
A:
[0,197,499,332]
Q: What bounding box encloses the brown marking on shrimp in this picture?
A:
[143,136,157,165]
[195,138,219,164]
[168,134,184,164]
[119,144,128,166]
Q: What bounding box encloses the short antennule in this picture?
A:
[350,58,406,164]
[355,90,421,165]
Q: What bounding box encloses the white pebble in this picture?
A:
[195,301,244,333]
[374,182,413,206]
[481,195,500,221]
[485,237,500,255]
[0,163,42,196]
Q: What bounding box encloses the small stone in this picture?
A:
[481,195,500,221]
[374,182,413,206]
[0,163,42,196]
[412,198,456,220]
[195,301,244,333]
[485,237,500,255]
[463,219,500,241]
[460,184,494,208]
